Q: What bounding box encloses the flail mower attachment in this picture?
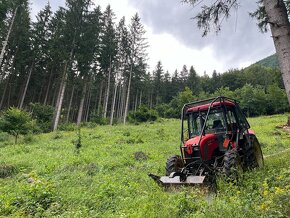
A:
[148,168,205,186]
[148,172,205,186]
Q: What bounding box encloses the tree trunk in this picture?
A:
[43,68,53,105]
[15,133,18,144]
[0,52,12,84]
[77,82,87,125]
[97,81,103,116]
[38,83,44,103]
[264,0,290,104]
[134,91,138,112]
[52,68,68,131]
[51,83,58,106]
[19,62,34,109]
[121,84,127,119]
[118,84,123,119]
[0,6,18,68]
[52,33,75,131]
[110,81,118,125]
[85,86,92,122]
[0,75,9,109]
[103,58,112,118]
[123,64,133,124]
[139,90,142,107]
[116,83,123,119]
[66,85,75,123]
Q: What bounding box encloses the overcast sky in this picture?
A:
[30,0,275,76]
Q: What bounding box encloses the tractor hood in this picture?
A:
[184,134,219,160]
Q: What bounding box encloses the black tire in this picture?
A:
[244,136,264,169]
[223,149,242,181]
[253,137,264,168]
[165,155,184,176]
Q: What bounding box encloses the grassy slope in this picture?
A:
[0,115,290,217]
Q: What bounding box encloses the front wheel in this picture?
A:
[223,149,242,181]
[165,155,184,176]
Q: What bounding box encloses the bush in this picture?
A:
[0,108,35,144]
[0,131,10,142]
[23,134,35,144]
[81,122,98,128]
[128,105,158,123]
[30,103,54,133]
[90,113,109,125]
[58,122,77,131]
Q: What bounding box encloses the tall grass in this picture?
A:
[0,115,289,217]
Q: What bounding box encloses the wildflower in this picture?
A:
[261,203,268,210]
[276,175,283,180]
[263,190,269,196]
[262,181,268,189]
[274,187,284,194]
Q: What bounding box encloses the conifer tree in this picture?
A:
[99,5,117,119]
[123,13,148,124]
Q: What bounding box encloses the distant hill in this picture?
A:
[254,54,279,69]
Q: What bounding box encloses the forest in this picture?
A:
[0,0,289,132]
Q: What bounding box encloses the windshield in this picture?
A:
[188,108,226,138]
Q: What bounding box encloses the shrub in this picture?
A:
[0,131,10,142]
[58,122,77,131]
[90,113,109,125]
[30,103,54,133]
[23,134,35,144]
[128,105,158,123]
[0,107,35,144]
[81,122,98,128]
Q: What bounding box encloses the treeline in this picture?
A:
[142,63,288,119]
[0,0,288,131]
[0,0,149,129]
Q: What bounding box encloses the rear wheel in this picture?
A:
[165,155,184,176]
[223,149,242,181]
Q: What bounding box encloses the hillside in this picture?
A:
[0,115,290,217]
[254,54,279,69]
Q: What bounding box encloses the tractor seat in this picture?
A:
[213,120,223,129]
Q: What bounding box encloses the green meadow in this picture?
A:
[0,114,290,217]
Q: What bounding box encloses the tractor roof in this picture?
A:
[186,101,235,113]
[182,96,238,115]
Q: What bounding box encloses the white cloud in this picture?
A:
[146,29,224,75]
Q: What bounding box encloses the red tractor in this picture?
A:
[150,96,264,186]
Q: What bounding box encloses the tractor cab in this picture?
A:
[181,97,250,164]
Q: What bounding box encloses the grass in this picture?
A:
[0,115,289,217]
